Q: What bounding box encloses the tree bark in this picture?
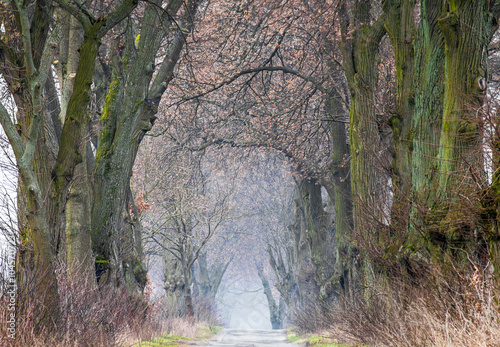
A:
[91,0,190,288]
[339,0,387,295]
[324,90,356,299]
[257,265,284,329]
[384,0,416,231]
[300,179,337,301]
[404,0,446,261]
[196,252,231,300]
[0,0,59,329]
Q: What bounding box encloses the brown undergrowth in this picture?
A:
[0,257,220,346]
[293,260,500,347]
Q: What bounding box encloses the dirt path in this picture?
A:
[209,329,293,346]
[185,329,306,347]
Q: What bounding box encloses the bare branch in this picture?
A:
[97,0,139,38]
[0,102,24,161]
[172,65,327,107]
[53,0,93,30]
[12,0,36,76]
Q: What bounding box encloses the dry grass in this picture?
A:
[293,262,500,347]
[0,257,221,347]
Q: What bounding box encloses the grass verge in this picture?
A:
[287,329,355,347]
[134,324,224,346]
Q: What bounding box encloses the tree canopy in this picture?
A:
[2,0,500,345]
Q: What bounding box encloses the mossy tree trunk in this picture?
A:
[91,0,197,289]
[0,0,139,329]
[0,0,59,329]
[49,9,91,275]
[323,90,357,299]
[408,1,500,275]
[52,21,104,279]
[383,0,416,231]
[406,0,446,259]
[339,0,387,293]
[436,1,500,272]
[433,1,493,243]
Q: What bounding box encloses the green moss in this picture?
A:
[135,99,144,108]
[389,113,401,131]
[100,79,119,121]
[134,333,202,346]
[94,148,113,171]
[95,78,120,169]
[94,147,107,167]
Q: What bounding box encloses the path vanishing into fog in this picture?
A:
[185,329,306,346]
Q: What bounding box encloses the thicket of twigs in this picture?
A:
[293,259,500,346]
[0,257,220,346]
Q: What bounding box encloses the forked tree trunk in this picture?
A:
[91,0,193,289]
[409,1,500,274]
[257,265,285,329]
[0,0,59,330]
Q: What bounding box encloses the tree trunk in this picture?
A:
[339,0,387,294]
[434,1,500,272]
[280,186,313,310]
[185,284,195,325]
[65,162,93,277]
[91,0,189,288]
[299,179,337,301]
[406,0,446,259]
[324,91,357,299]
[0,0,59,329]
[196,252,231,300]
[53,21,105,284]
[408,1,500,272]
[163,245,187,315]
[384,0,416,231]
[257,265,284,329]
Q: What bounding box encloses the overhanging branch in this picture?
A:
[172,65,327,106]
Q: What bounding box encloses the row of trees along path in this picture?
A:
[1,0,500,338]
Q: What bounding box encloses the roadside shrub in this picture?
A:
[0,257,163,346]
[292,260,500,346]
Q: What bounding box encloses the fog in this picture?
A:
[140,149,295,329]
[217,278,272,329]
